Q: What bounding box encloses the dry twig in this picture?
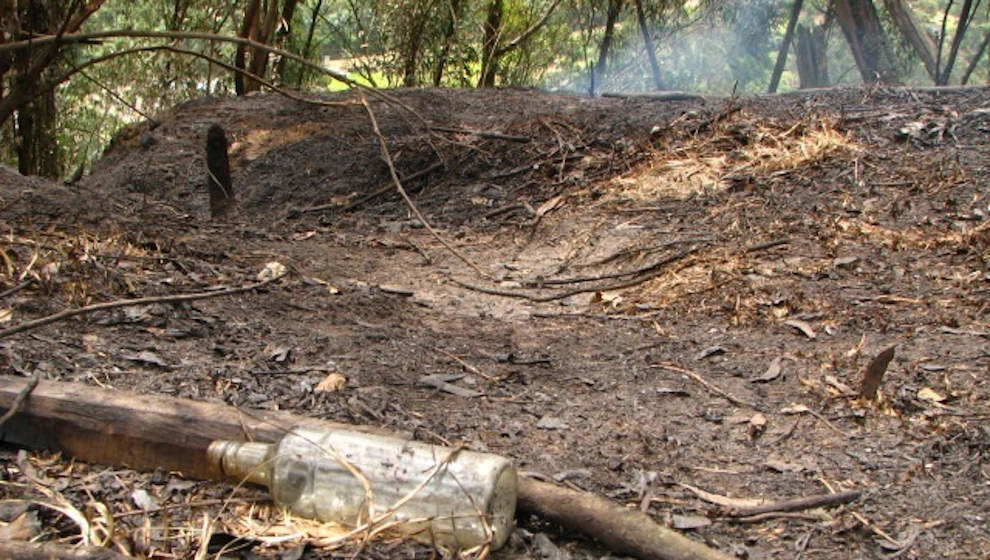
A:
[0,274,284,339]
[359,92,490,279]
[651,363,764,411]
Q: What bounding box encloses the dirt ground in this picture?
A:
[0,85,988,559]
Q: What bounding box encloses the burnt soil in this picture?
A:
[0,86,988,559]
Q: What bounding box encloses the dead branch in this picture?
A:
[428,125,530,143]
[0,541,134,560]
[53,45,352,111]
[359,93,490,279]
[339,161,445,213]
[729,490,861,517]
[745,238,790,253]
[517,476,735,560]
[452,246,699,303]
[0,29,424,127]
[0,274,283,339]
[523,246,703,287]
[650,363,765,412]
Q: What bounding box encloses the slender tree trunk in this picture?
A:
[478,0,503,87]
[592,0,624,95]
[245,0,282,91]
[832,0,898,83]
[433,0,463,86]
[273,0,299,84]
[883,0,937,80]
[960,28,990,85]
[795,23,829,88]
[936,0,975,85]
[297,0,323,87]
[633,0,663,90]
[768,0,803,93]
[401,4,429,87]
[234,0,261,94]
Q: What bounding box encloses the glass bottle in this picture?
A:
[207,426,517,550]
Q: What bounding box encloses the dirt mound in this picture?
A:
[2,85,990,560]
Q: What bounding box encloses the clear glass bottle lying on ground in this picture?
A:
[207,426,517,550]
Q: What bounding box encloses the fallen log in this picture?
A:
[0,376,733,560]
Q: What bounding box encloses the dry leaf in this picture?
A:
[292,230,317,241]
[860,344,896,400]
[917,387,946,403]
[0,308,12,323]
[784,319,816,339]
[315,373,347,392]
[752,356,783,382]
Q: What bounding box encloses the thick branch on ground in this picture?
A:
[518,477,734,560]
[728,490,861,517]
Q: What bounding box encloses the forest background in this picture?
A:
[1,0,989,182]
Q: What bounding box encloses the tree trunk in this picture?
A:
[633,0,663,90]
[234,0,261,94]
[245,0,282,91]
[273,0,300,84]
[832,0,897,83]
[478,0,503,87]
[592,0,624,95]
[882,0,937,80]
[401,4,429,87]
[768,0,803,93]
[11,0,60,178]
[795,23,829,88]
[935,0,976,85]
[297,0,322,86]
[433,0,463,86]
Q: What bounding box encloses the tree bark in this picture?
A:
[273,0,300,84]
[795,23,829,88]
[433,0,463,86]
[935,0,976,85]
[882,0,937,80]
[634,0,663,90]
[592,0,624,95]
[768,0,803,93]
[234,0,261,94]
[297,0,322,86]
[832,0,897,83]
[478,0,503,87]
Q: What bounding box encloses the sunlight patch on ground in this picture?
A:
[610,119,860,201]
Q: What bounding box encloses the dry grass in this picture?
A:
[610,118,859,201]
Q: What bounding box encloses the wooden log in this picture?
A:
[518,477,735,560]
[0,376,388,479]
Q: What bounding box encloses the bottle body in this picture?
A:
[209,426,517,550]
